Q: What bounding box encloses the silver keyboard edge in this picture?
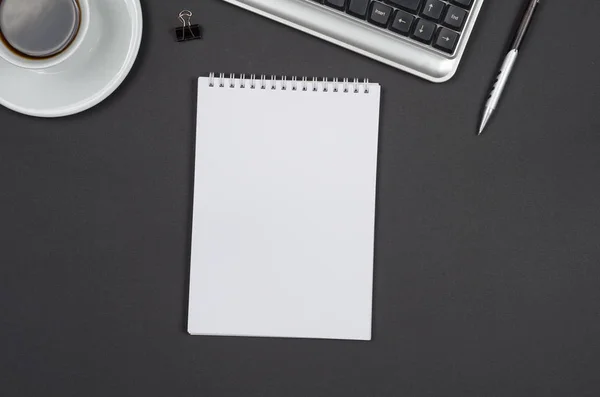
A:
[219,0,484,83]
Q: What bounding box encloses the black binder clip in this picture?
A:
[175,10,202,42]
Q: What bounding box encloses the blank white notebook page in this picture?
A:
[188,75,381,340]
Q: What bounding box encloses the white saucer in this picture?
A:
[0,0,143,118]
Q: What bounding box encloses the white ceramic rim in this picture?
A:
[0,0,91,70]
[0,0,143,118]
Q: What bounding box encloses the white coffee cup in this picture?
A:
[0,0,96,70]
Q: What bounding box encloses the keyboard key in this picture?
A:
[348,0,371,18]
[443,5,467,31]
[324,0,346,10]
[412,19,436,43]
[451,0,473,9]
[387,0,422,13]
[421,0,445,21]
[368,2,393,27]
[389,10,415,36]
[434,27,459,53]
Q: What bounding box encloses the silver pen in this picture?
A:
[479,0,541,135]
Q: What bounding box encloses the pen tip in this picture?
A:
[478,108,493,136]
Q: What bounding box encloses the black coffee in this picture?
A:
[0,0,80,59]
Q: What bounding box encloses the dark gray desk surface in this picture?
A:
[2,1,600,396]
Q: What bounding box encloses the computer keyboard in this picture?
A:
[320,0,473,55]
[219,0,484,82]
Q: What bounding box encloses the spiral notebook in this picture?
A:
[188,74,381,340]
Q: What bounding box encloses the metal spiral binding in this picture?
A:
[207,73,370,93]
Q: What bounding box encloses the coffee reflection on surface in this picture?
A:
[0,0,80,59]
